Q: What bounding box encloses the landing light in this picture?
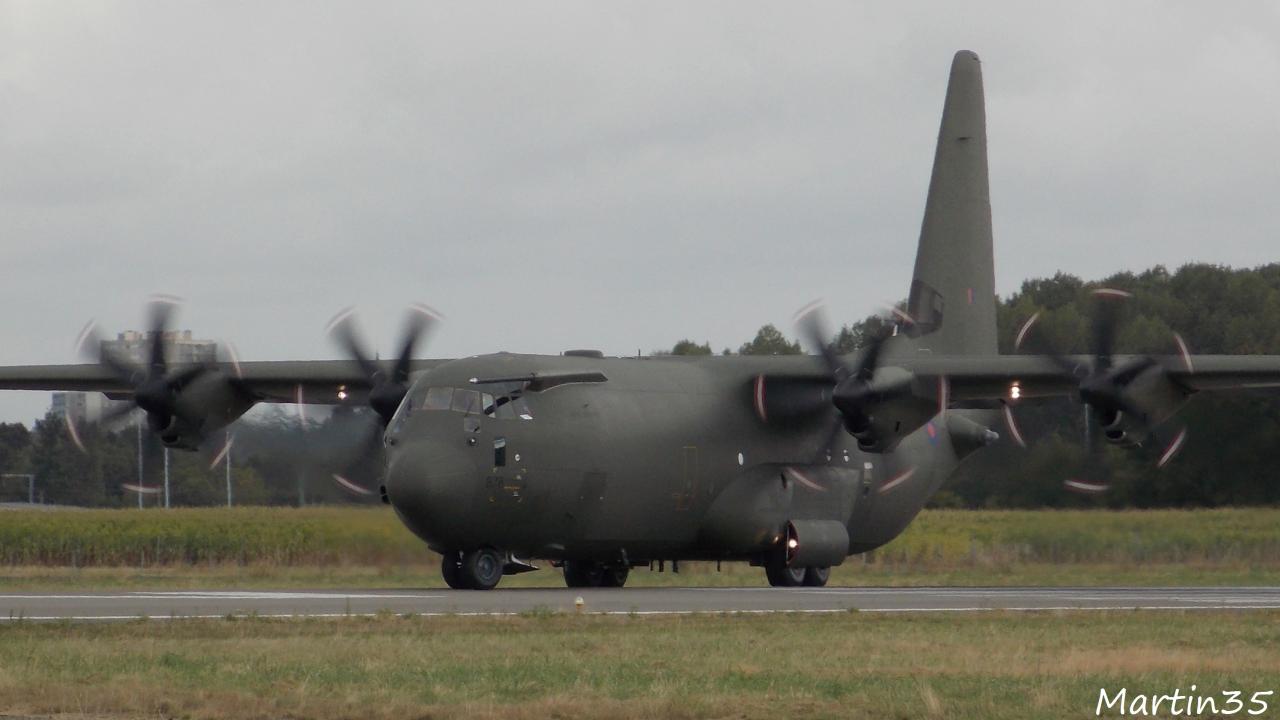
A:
[787,538,799,550]
[1009,383,1021,400]
[337,387,349,401]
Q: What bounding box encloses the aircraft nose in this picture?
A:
[384,439,481,548]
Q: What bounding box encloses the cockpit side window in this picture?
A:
[493,400,516,420]
[509,396,534,420]
[481,381,534,420]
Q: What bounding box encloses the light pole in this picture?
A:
[163,447,170,509]
[224,431,233,507]
[136,420,144,509]
[1,474,35,504]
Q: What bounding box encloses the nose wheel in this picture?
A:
[441,548,504,590]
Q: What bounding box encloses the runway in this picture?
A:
[2,586,1280,622]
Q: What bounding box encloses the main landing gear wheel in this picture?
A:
[803,566,830,587]
[765,561,807,587]
[599,564,630,588]
[562,561,629,588]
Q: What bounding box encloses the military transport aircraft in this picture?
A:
[4,50,1280,590]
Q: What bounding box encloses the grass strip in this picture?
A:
[0,610,1276,719]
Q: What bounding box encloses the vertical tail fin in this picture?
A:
[905,50,997,356]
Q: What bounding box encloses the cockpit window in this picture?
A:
[421,387,453,411]
[402,385,534,420]
[451,389,482,415]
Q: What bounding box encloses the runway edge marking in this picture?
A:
[5,605,1280,623]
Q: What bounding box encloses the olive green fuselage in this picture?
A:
[384,352,987,565]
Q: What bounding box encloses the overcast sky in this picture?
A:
[2,2,1278,425]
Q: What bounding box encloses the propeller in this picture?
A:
[72,297,215,450]
[793,301,916,449]
[326,303,440,426]
[323,303,442,494]
[1011,288,1189,493]
[793,301,926,453]
[790,301,931,496]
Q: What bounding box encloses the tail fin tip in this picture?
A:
[905,49,997,357]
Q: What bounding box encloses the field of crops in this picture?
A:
[0,506,423,566]
[1,505,1278,570]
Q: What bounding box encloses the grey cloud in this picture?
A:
[2,2,1278,424]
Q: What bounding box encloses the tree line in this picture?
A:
[3,262,1280,508]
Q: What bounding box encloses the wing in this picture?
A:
[0,359,451,405]
[904,354,1280,402]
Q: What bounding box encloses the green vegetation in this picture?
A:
[666,339,713,355]
[2,507,1279,590]
[960,263,1280,508]
[0,506,421,566]
[1,611,1277,719]
[737,322,803,355]
[4,506,1277,568]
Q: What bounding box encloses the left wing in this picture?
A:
[0,359,451,405]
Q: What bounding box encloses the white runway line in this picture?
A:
[0,592,441,601]
[4,604,1280,624]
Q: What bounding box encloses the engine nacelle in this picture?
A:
[753,368,952,454]
[155,371,255,450]
[1100,409,1142,448]
[1100,363,1193,449]
[751,375,832,426]
[842,367,940,453]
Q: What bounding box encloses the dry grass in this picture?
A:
[0,611,1277,719]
